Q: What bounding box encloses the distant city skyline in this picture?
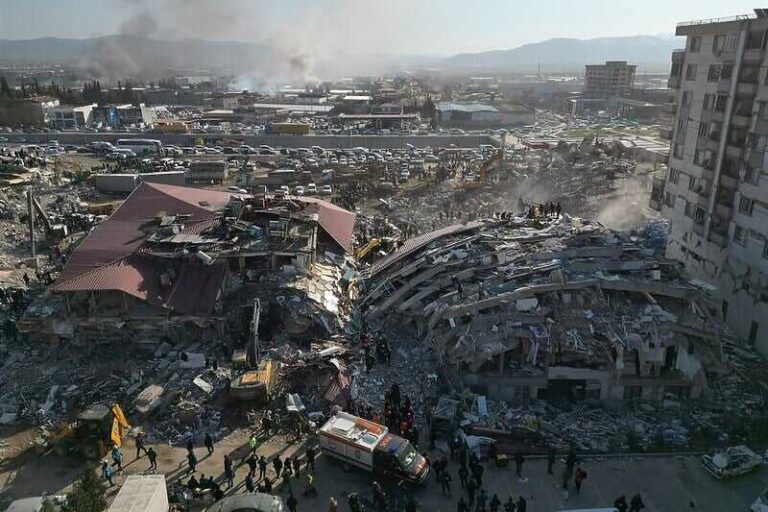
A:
[0,0,762,55]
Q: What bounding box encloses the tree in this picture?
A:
[63,469,106,512]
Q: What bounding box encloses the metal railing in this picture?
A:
[677,14,754,28]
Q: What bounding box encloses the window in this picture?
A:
[739,196,754,215]
[673,143,684,159]
[707,65,720,81]
[714,94,727,112]
[734,95,755,116]
[712,34,725,53]
[746,30,766,50]
[677,117,687,136]
[694,207,706,225]
[726,32,739,51]
[734,225,748,245]
[709,121,722,140]
[698,122,709,137]
[685,64,697,81]
[684,201,694,218]
[740,65,760,84]
[682,91,692,107]
[759,101,768,119]
[669,168,680,184]
[721,64,733,80]
[664,192,676,208]
[690,36,702,52]
[703,93,713,111]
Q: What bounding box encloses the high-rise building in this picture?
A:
[664,9,768,354]
[584,61,637,97]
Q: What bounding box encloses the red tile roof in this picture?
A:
[296,196,356,253]
[54,182,235,314]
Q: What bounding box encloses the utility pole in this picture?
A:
[26,189,35,261]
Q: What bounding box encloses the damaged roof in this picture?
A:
[54,182,236,315]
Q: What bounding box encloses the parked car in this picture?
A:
[294,186,305,196]
[702,445,764,479]
[321,184,332,195]
[227,186,248,194]
[307,183,317,194]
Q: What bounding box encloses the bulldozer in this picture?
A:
[48,403,130,460]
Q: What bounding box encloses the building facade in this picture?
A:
[664,10,768,355]
[49,104,96,129]
[585,61,637,97]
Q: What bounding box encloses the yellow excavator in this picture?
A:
[356,238,381,261]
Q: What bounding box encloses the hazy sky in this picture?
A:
[0,0,762,55]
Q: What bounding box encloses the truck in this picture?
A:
[188,160,228,184]
[701,445,764,479]
[108,475,169,512]
[318,411,429,485]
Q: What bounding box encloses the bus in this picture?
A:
[116,139,163,154]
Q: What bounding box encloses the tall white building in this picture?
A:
[664,9,768,355]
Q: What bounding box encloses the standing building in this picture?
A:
[49,104,96,129]
[585,61,637,97]
[664,9,768,355]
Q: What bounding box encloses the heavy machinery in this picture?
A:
[461,151,501,189]
[27,191,68,243]
[355,238,381,261]
[48,403,130,460]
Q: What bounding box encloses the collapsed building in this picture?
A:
[359,215,729,405]
[20,182,356,346]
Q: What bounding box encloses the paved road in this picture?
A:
[2,429,766,512]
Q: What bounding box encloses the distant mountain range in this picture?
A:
[0,34,681,81]
[444,35,681,72]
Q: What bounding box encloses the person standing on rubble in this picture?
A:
[574,464,587,494]
[287,492,298,512]
[187,450,197,474]
[264,476,273,494]
[101,460,114,487]
[476,488,488,512]
[555,202,562,219]
[186,437,195,454]
[111,445,123,473]
[245,473,255,493]
[147,447,158,472]
[293,456,301,478]
[514,450,525,479]
[273,454,283,477]
[262,412,273,438]
[204,433,214,455]
[224,454,235,488]
[247,454,258,478]
[259,455,268,480]
[489,494,501,512]
[629,494,645,512]
[503,496,516,512]
[546,447,555,475]
[457,496,469,512]
[440,469,453,496]
[282,462,293,491]
[458,463,469,489]
[135,433,147,459]
[305,446,316,472]
[372,481,386,510]
[466,478,477,508]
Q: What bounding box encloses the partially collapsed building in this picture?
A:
[360,216,728,404]
[21,182,356,345]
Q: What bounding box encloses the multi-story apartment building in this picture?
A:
[665,10,768,355]
[585,61,637,97]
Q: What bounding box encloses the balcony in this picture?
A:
[731,113,752,127]
[668,74,681,89]
[738,82,759,95]
[743,48,765,62]
[708,230,728,248]
[717,78,732,93]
